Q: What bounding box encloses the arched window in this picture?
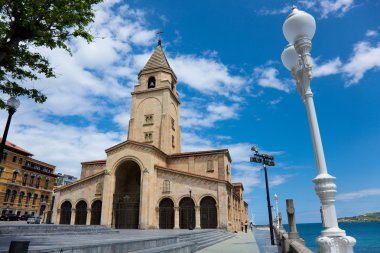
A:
[29,175,35,186]
[4,189,10,202]
[40,195,45,203]
[0,167,4,178]
[11,171,18,182]
[36,177,41,188]
[163,180,170,193]
[22,174,28,186]
[32,194,38,205]
[44,179,49,189]
[148,76,156,88]
[18,192,25,205]
[10,190,17,203]
[25,192,32,206]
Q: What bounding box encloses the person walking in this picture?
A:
[241,222,244,232]
[244,220,248,233]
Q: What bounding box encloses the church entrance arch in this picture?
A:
[179,197,195,229]
[60,201,72,224]
[91,200,102,225]
[75,201,87,225]
[113,160,141,229]
[159,198,174,229]
[200,196,217,228]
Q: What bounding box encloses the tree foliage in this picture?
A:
[0,0,102,109]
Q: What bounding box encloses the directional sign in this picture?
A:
[250,157,262,163]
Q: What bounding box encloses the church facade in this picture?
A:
[52,42,248,231]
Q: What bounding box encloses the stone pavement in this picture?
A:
[253,227,281,253]
[196,231,259,253]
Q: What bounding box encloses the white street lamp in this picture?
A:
[281,7,356,253]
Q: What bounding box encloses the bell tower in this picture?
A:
[127,40,181,154]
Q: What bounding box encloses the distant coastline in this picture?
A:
[338,212,380,222]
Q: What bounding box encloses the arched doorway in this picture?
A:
[200,196,217,228]
[113,160,141,229]
[91,200,102,225]
[60,201,72,224]
[75,201,87,225]
[159,198,174,229]
[179,197,195,229]
[39,205,46,216]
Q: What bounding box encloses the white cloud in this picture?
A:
[170,55,246,97]
[268,97,283,106]
[300,0,354,18]
[313,57,342,77]
[342,41,380,85]
[337,188,380,201]
[253,67,293,92]
[256,5,292,16]
[366,30,378,37]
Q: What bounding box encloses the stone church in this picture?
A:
[52,40,248,231]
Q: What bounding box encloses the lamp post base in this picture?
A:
[316,235,356,253]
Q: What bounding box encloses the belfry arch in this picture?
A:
[112,160,141,229]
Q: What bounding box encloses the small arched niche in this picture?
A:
[148,76,156,89]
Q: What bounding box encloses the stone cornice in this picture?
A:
[131,86,180,105]
[54,170,105,192]
[169,149,232,162]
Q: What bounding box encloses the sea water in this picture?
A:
[283,222,380,253]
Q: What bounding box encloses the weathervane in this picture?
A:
[157,31,163,46]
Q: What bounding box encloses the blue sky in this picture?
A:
[1,0,379,225]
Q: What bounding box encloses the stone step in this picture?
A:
[132,241,193,253]
[194,233,235,251]
[23,236,179,253]
[0,225,114,235]
[179,230,235,252]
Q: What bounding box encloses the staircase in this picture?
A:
[179,229,235,252]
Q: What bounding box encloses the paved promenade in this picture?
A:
[198,228,280,253]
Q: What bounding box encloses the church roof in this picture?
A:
[139,44,176,79]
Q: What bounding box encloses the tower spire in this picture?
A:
[157,31,163,46]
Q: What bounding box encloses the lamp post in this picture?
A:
[274,193,279,229]
[250,145,275,245]
[0,97,20,163]
[188,186,193,230]
[281,7,356,252]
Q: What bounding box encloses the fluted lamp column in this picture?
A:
[281,7,356,253]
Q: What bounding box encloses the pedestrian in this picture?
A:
[244,220,248,233]
[250,222,253,231]
[241,222,244,232]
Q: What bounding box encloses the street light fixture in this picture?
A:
[188,186,193,230]
[281,6,356,252]
[0,97,20,163]
[250,145,275,245]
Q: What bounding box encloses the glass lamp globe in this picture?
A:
[281,44,298,71]
[282,7,316,44]
[7,97,20,110]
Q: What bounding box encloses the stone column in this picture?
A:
[286,199,299,240]
[195,206,201,229]
[86,208,91,225]
[70,209,76,225]
[174,206,179,229]
[56,209,61,224]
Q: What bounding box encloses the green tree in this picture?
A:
[0,0,102,109]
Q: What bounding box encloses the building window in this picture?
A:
[40,195,44,203]
[18,158,23,164]
[172,135,175,148]
[144,114,153,125]
[207,160,214,172]
[4,189,10,203]
[163,180,170,193]
[36,177,41,188]
[12,156,17,163]
[0,167,4,178]
[144,132,153,142]
[29,175,35,186]
[18,192,24,205]
[25,193,31,206]
[11,171,18,182]
[45,196,49,203]
[2,153,7,162]
[10,190,17,203]
[171,118,175,130]
[44,179,49,189]
[148,76,156,89]
[22,174,28,186]
[32,194,38,205]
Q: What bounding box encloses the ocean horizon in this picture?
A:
[281,222,380,253]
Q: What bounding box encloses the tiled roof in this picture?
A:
[0,138,33,156]
[139,45,175,77]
